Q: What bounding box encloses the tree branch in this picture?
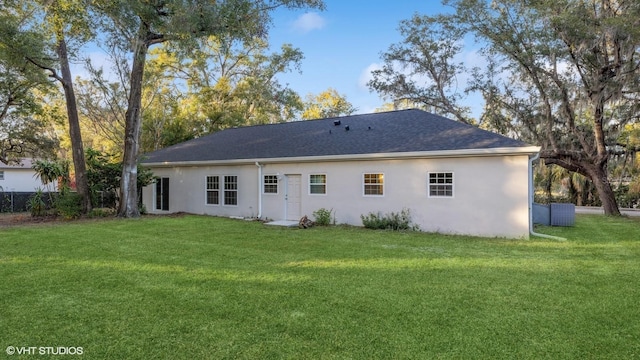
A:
[25,56,62,83]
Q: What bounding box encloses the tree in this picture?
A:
[301,88,357,119]
[0,10,58,164]
[77,42,178,155]
[32,158,70,204]
[85,148,154,209]
[368,14,472,124]
[178,38,305,127]
[74,51,130,155]
[86,148,121,200]
[374,100,431,113]
[93,0,325,218]
[51,20,93,214]
[370,0,640,215]
[138,35,306,153]
[7,0,94,214]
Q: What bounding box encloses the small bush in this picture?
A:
[55,192,82,220]
[26,189,47,217]
[88,208,116,218]
[313,208,333,226]
[361,208,415,231]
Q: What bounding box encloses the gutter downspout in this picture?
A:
[255,162,263,219]
[529,153,567,241]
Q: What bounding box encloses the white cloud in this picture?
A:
[358,63,382,90]
[292,13,326,33]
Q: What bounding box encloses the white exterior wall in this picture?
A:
[142,154,531,239]
[0,169,53,192]
[142,165,260,218]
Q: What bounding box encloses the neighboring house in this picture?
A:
[141,109,540,238]
[0,159,55,192]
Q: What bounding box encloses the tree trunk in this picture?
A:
[590,96,620,216]
[587,165,621,216]
[57,36,92,214]
[118,27,149,218]
[544,153,621,215]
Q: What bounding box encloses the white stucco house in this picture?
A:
[141,109,540,238]
[0,159,54,192]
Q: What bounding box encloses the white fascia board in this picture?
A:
[142,146,541,168]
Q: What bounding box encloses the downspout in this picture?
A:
[529,153,567,241]
[255,162,263,219]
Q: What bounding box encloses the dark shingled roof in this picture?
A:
[142,109,531,164]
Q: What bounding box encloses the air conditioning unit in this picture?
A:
[550,203,575,227]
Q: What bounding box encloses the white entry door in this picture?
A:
[285,174,302,220]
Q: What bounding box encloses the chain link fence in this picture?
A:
[0,190,117,213]
[0,192,55,213]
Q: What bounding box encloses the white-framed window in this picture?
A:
[428,172,454,197]
[224,175,238,206]
[363,173,384,196]
[206,176,220,205]
[0,171,4,180]
[263,175,278,194]
[309,174,326,195]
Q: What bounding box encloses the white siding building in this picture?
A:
[141,110,539,238]
[0,159,53,192]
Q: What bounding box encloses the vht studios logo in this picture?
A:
[6,346,84,356]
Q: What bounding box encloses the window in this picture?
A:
[206,176,219,205]
[224,175,238,205]
[155,177,169,211]
[309,174,326,195]
[429,172,454,197]
[363,173,384,196]
[0,171,4,180]
[263,175,278,194]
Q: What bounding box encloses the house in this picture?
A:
[0,159,54,192]
[140,109,540,238]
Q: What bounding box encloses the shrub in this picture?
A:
[26,189,47,217]
[615,184,640,209]
[361,208,415,231]
[313,208,333,226]
[88,208,116,218]
[55,191,82,220]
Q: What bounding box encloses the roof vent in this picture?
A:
[334,120,341,126]
[345,125,350,131]
[368,126,372,130]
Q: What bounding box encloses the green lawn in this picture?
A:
[1,215,639,359]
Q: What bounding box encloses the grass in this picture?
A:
[1,214,639,359]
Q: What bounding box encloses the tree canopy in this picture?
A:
[0,10,58,164]
[301,88,357,120]
[369,0,640,215]
[0,0,326,216]
[90,0,324,217]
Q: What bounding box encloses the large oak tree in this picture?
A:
[0,12,58,164]
[2,0,95,213]
[92,0,324,218]
[370,0,640,215]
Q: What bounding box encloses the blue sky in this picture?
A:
[266,1,455,114]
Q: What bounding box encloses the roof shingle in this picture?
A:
[142,109,532,164]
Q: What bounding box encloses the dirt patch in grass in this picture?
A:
[0,212,59,227]
[0,211,189,228]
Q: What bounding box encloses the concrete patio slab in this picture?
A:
[264,220,299,227]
